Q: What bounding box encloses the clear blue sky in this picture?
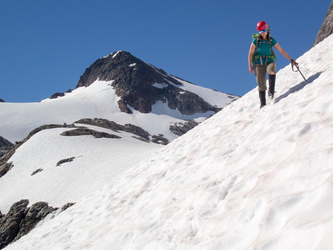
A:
[0,0,330,102]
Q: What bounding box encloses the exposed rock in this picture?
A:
[76,51,219,115]
[124,124,150,141]
[13,202,57,242]
[313,1,333,47]
[0,99,4,102]
[60,203,76,213]
[76,118,124,131]
[49,89,73,99]
[0,200,57,249]
[31,168,43,176]
[56,157,76,167]
[77,51,182,88]
[60,128,121,139]
[0,162,13,178]
[0,200,29,249]
[117,99,133,114]
[50,92,65,99]
[152,134,169,145]
[75,118,150,141]
[0,200,76,249]
[0,136,13,158]
[169,120,199,136]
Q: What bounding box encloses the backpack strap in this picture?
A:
[252,37,276,65]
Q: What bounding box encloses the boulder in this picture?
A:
[0,200,57,249]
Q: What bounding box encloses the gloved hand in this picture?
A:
[290,59,297,66]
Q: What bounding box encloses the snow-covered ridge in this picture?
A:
[0,71,234,144]
[6,35,333,250]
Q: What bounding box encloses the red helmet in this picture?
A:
[257,21,268,31]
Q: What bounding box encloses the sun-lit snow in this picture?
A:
[3,34,333,249]
[0,126,163,213]
[0,78,233,143]
[112,50,123,58]
[152,82,168,89]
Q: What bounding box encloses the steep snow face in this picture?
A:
[7,35,333,249]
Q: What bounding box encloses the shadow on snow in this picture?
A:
[274,71,324,104]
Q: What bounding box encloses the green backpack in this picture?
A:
[252,33,277,64]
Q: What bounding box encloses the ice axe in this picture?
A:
[291,60,307,82]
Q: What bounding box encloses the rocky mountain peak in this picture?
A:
[76,51,221,115]
[76,51,182,89]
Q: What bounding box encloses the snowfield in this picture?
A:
[3,34,333,249]
[0,127,163,213]
[0,76,234,144]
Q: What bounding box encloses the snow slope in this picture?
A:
[0,126,163,213]
[6,35,333,249]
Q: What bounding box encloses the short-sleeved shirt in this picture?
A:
[252,37,277,65]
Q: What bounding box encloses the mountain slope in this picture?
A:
[0,125,163,213]
[0,51,237,227]
[0,51,237,144]
[7,35,333,250]
[76,51,233,115]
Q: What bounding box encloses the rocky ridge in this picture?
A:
[0,118,166,179]
[0,136,13,158]
[76,51,224,114]
[0,200,74,249]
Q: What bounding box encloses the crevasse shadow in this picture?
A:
[274,71,324,104]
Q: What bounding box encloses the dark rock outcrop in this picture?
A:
[0,200,56,249]
[169,121,199,136]
[13,202,56,242]
[0,136,13,158]
[0,162,13,178]
[60,202,75,212]
[0,200,29,249]
[75,118,151,142]
[31,168,43,176]
[60,128,121,139]
[0,99,4,102]
[152,134,169,145]
[76,51,219,115]
[49,89,73,99]
[313,1,333,47]
[56,157,76,167]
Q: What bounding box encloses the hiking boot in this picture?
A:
[268,74,276,98]
[259,91,266,108]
